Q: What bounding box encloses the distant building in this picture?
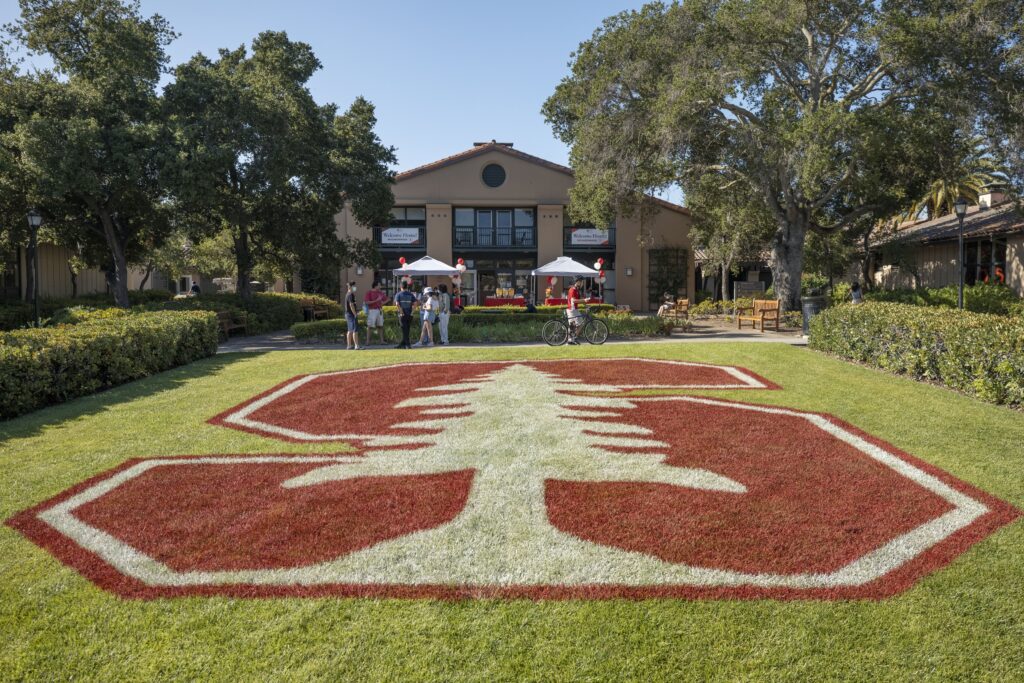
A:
[335,141,694,311]
[871,192,1024,295]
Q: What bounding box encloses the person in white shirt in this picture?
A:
[412,287,437,347]
[437,284,452,345]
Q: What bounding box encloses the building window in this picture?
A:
[482,163,506,188]
[1,249,20,301]
[453,207,536,249]
[563,210,616,249]
[374,207,426,249]
[648,248,688,306]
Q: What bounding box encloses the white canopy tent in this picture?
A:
[393,255,459,276]
[530,257,600,304]
[531,256,599,278]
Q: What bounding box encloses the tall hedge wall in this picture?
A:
[0,310,219,420]
[809,302,1024,407]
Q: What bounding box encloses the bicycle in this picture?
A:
[541,305,609,346]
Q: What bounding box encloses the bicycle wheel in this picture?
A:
[582,318,609,345]
[542,319,569,346]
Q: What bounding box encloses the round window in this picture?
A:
[482,164,506,188]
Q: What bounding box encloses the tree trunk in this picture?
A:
[138,261,154,291]
[721,262,729,302]
[769,217,808,313]
[98,210,131,308]
[861,231,873,290]
[68,263,78,298]
[234,224,253,300]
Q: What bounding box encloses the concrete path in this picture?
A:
[218,320,806,354]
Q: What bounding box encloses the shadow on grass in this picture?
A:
[0,352,266,442]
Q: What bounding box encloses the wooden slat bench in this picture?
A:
[667,298,689,321]
[217,310,248,340]
[301,299,331,321]
[736,299,780,332]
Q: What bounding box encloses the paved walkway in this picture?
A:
[218,320,806,354]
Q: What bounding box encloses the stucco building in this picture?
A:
[872,192,1024,296]
[335,141,694,311]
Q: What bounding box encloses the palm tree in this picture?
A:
[908,140,1006,221]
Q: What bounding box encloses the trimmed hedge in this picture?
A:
[865,283,1024,316]
[291,311,671,344]
[809,302,1024,407]
[0,310,219,419]
[147,292,341,335]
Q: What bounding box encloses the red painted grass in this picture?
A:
[73,460,473,572]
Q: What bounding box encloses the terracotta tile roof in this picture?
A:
[395,142,690,216]
[879,201,1024,246]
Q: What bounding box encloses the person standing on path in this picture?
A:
[344,282,363,350]
[566,277,585,345]
[413,287,437,347]
[437,284,451,345]
[363,281,388,346]
[393,281,418,349]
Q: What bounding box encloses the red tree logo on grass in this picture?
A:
[7,359,1019,600]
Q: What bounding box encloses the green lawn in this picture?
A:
[2,343,1023,681]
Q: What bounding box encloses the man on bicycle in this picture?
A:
[566,276,585,345]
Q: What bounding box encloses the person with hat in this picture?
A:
[412,286,438,347]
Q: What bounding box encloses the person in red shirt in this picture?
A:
[566,277,585,345]
[363,280,388,346]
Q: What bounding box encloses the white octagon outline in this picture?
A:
[34,388,990,591]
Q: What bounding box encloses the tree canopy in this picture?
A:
[164,32,395,299]
[544,0,1024,310]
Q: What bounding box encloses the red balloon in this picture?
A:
[598,257,605,265]
[457,257,465,265]
[398,257,407,265]
[599,270,605,278]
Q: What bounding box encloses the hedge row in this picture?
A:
[808,302,1024,407]
[0,290,340,333]
[0,310,219,420]
[863,283,1024,315]
[146,292,341,335]
[292,311,670,344]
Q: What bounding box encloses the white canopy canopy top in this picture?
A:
[531,256,599,277]
[393,255,459,276]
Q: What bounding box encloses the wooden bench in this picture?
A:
[300,299,331,321]
[736,299,780,332]
[666,298,689,321]
[216,310,248,340]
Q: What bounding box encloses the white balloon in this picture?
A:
[456,263,467,273]
[593,261,602,270]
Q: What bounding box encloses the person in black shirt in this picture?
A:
[393,280,419,349]
[344,282,363,350]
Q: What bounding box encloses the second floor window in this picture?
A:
[376,207,426,248]
[454,208,535,248]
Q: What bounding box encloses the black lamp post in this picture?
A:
[953,197,968,310]
[26,209,43,327]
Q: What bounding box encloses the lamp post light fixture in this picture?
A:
[26,209,43,327]
[953,197,968,310]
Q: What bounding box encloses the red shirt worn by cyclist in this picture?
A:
[566,277,585,344]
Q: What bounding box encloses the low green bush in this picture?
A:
[865,283,1023,316]
[148,292,341,334]
[0,310,219,419]
[809,302,1024,407]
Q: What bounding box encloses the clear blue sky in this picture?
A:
[3,0,654,175]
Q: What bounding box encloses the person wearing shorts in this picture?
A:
[344,281,362,350]
[363,280,387,345]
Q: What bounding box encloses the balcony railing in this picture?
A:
[373,226,426,249]
[454,227,536,249]
[564,226,616,249]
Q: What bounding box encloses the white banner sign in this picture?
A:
[381,227,421,245]
[570,228,610,246]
